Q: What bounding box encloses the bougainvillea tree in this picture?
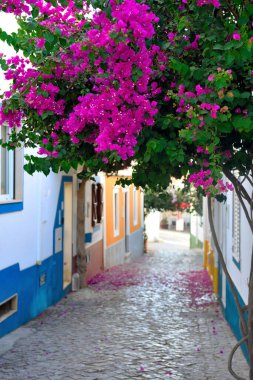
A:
[0,0,253,378]
[133,2,252,378]
[0,0,162,176]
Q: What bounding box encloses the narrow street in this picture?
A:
[0,232,248,380]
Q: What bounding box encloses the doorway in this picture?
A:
[63,182,73,289]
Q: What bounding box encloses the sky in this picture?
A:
[0,13,19,93]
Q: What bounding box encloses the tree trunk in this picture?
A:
[248,271,253,380]
[76,179,86,288]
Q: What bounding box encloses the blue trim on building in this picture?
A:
[232,256,241,270]
[0,255,69,338]
[85,233,92,243]
[0,202,23,214]
[0,176,73,338]
[53,176,73,255]
[218,261,248,360]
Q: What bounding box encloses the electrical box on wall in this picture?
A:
[39,273,46,287]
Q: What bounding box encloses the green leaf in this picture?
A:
[89,51,95,64]
[31,6,39,18]
[240,92,251,99]
[213,44,224,50]
[45,31,55,44]
[170,59,189,76]
[59,37,67,47]
[218,122,233,133]
[238,16,249,27]
[61,161,71,173]
[232,116,251,131]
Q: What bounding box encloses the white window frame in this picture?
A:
[140,189,144,227]
[133,187,138,226]
[232,190,240,263]
[113,188,120,237]
[0,124,14,201]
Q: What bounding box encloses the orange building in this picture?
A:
[104,173,144,268]
[83,170,144,282]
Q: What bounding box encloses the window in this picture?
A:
[140,190,144,227]
[91,183,97,227]
[133,187,138,226]
[0,294,18,323]
[113,188,119,236]
[91,183,103,227]
[96,183,103,223]
[232,190,240,264]
[0,124,14,201]
[0,124,23,213]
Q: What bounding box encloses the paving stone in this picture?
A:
[0,239,249,379]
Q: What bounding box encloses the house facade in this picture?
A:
[0,162,144,337]
[0,13,80,338]
[82,177,104,283]
[0,13,145,338]
[203,178,253,355]
[103,174,144,268]
[0,147,78,337]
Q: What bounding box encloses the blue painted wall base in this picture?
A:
[0,176,73,338]
[218,263,248,361]
[0,255,71,338]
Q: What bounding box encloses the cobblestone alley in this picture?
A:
[0,232,249,380]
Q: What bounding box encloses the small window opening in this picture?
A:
[0,294,18,323]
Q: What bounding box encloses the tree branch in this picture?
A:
[224,0,240,20]
[233,184,253,234]
[228,336,248,380]
[223,169,251,206]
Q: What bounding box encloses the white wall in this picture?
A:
[145,211,160,242]
[0,170,61,270]
[84,177,103,248]
[225,181,253,304]
[190,213,204,243]
[0,13,19,93]
[0,14,78,271]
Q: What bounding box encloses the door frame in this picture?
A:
[63,181,73,289]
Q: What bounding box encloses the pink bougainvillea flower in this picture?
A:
[168,32,176,42]
[202,159,209,167]
[233,31,241,41]
[36,38,46,49]
[71,136,80,144]
[208,75,214,81]
[51,150,58,158]
[197,0,220,7]
[5,91,12,98]
[197,146,204,153]
[223,150,232,159]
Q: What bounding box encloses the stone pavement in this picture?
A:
[0,236,249,380]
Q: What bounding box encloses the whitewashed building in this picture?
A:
[0,150,78,337]
[203,177,253,357]
[0,13,78,337]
